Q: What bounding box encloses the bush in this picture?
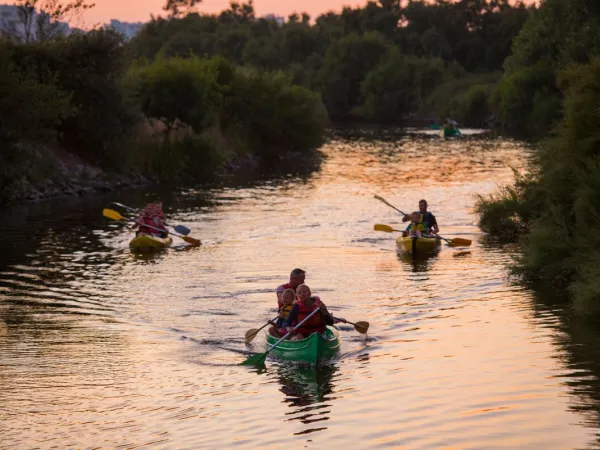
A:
[478,58,600,308]
[139,134,225,182]
[220,67,328,157]
[356,50,445,123]
[125,56,224,142]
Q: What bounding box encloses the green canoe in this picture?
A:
[441,126,462,139]
[265,326,341,364]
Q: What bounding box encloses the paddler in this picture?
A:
[132,202,169,238]
[276,268,306,308]
[401,199,439,236]
[277,284,346,341]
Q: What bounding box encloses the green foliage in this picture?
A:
[0,44,73,146]
[357,50,445,122]
[125,56,223,141]
[495,0,600,139]
[321,32,389,119]
[126,0,530,124]
[425,72,499,127]
[220,68,328,157]
[478,58,600,307]
[492,62,561,137]
[0,43,73,197]
[140,134,225,182]
[7,29,138,167]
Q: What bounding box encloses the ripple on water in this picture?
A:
[1,135,599,449]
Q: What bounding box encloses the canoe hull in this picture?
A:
[396,236,441,256]
[441,127,461,139]
[265,326,341,365]
[129,234,172,252]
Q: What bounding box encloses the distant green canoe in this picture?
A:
[441,126,462,139]
[265,326,341,364]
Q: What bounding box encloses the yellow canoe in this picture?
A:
[396,236,441,255]
[129,234,172,252]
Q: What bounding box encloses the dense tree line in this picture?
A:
[129,0,532,125]
[477,0,600,309]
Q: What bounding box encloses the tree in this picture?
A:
[8,0,94,43]
[320,32,389,119]
[125,56,223,143]
[163,0,200,19]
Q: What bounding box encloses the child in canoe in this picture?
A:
[268,288,296,337]
[133,202,169,238]
[404,211,426,238]
[278,284,345,341]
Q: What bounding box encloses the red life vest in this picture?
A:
[138,215,164,236]
[295,296,325,335]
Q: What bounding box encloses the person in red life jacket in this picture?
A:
[279,284,346,341]
[276,268,306,308]
[132,202,169,238]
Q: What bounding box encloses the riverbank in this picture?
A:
[1,142,326,206]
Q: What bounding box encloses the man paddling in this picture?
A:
[276,268,305,308]
[401,199,439,235]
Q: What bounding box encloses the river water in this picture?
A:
[2,132,600,449]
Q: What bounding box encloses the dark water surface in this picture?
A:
[2,133,600,449]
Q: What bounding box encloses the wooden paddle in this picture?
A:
[374,223,471,247]
[373,195,407,216]
[244,317,278,344]
[103,208,201,246]
[110,202,191,236]
[332,316,369,334]
[241,307,321,366]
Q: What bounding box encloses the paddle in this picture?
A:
[374,224,471,247]
[373,195,407,216]
[110,202,191,236]
[241,307,321,366]
[244,317,279,344]
[374,224,403,233]
[332,316,369,334]
[434,234,471,247]
[103,208,201,246]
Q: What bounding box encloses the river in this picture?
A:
[2,132,600,449]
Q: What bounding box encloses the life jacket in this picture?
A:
[295,296,325,334]
[420,212,436,231]
[279,303,293,320]
[138,214,165,236]
[406,221,426,232]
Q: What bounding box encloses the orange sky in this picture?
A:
[6,0,537,26]
[84,0,366,25]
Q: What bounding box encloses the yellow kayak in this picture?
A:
[129,234,172,252]
[396,235,441,255]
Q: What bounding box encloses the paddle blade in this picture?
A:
[374,224,397,233]
[174,225,191,236]
[449,238,472,247]
[240,352,267,366]
[103,208,125,221]
[182,236,201,246]
[373,195,390,206]
[244,329,259,344]
[353,321,370,334]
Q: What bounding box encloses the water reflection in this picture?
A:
[273,363,338,436]
[396,251,440,273]
[5,134,600,449]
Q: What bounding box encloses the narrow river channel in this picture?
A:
[2,132,600,449]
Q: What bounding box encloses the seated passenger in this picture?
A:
[268,288,295,337]
[405,211,426,238]
[280,284,341,341]
[133,202,168,238]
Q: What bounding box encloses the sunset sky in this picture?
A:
[83,0,366,26]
